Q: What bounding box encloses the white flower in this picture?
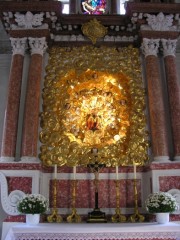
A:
[145,192,178,213]
[17,193,49,214]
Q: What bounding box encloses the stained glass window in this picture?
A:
[81,0,107,15]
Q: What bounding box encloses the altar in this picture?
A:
[3,222,180,240]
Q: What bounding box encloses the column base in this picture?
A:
[174,155,180,161]
[153,156,170,163]
[20,156,40,163]
[0,157,15,163]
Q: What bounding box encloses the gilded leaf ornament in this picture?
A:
[81,18,108,44]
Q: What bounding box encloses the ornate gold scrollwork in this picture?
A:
[39,46,149,168]
[81,18,108,44]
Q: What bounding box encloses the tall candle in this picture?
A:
[116,166,119,180]
[54,164,57,179]
[133,163,136,179]
[73,166,76,180]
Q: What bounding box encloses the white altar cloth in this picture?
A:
[4,222,180,240]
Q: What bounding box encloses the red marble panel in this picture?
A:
[150,163,180,170]
[42,165,145,174]
[4,215,25,222]
[159,176,180,192]
[4,215,46,223]
[49,179,141,209]
[1,55,24,157]
[76,180,94,208]
[7,177,32,194]
[0,163,41,170]
[4,213,180,223]
[1,162,179,172]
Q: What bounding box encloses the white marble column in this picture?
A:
[141,38,169,163]
[161,39,180,161]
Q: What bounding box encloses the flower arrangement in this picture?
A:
[17,194,49,214]
[145,192,178,213]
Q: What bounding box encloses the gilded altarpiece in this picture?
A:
[39,46,148,168]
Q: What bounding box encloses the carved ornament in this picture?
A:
[142,12,176,31]
[81,18,108,44]
[141,38,160,57]
[13,11,47,30]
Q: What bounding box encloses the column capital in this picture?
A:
[161,39,177,57]
[10,37,27,56]
[28,37,48,56]
[141,38,160,57]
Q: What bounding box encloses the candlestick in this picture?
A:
[133,162,136,179]
[54,164,57,179]
[116,166,119,180]
[111,180,126,223]
[67,180,81,223]
[73,166,76,180]
[47,178,63,223]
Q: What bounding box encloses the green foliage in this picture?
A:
[17,194,49,214]
[145,192,178,213]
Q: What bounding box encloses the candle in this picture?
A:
[54,164,57,179]
[116,166,119,180]
[133,162,136,179]
[73,166,76,180]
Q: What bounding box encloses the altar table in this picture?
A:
[4,222,180,240]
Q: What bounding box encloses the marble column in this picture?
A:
[141,38,169,162]
[0,38,27,162]
[161,39,180,161]
[21,37,47,162]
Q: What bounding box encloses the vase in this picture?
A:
[156,212,169,224]
[26,214,40,225]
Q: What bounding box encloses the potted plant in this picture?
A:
[17,193,49,225]
[145,192,178,224]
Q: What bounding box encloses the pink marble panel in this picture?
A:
[42,165,145,174]
[150,163,180,170]
[76,180,94,208]
[7,177,32,194]
[50,179,141,209]
[159,176,180,192]
[0,163,41,170]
